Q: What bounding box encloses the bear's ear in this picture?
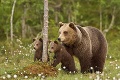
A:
[69,22,77,32]
[33,38,36,42]
[48,40,51,44]
[54,41,58,44]
[39,38,43,42]
[59,22,64,27]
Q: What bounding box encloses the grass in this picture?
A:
[0,36,120,80]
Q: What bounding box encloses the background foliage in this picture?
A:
[0,0,120,41]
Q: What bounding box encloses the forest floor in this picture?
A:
[0,35,120,80]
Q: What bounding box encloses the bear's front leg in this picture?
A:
[52,59,61,67]
[79,57,92,74]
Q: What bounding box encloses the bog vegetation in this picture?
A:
[0,0,120,80]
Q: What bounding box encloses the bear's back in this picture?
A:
[83,26,107,55]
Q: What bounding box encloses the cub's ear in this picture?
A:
[54,41,58,44]
[59,22,64,27]
[48,40,51,44]
[39,38,43,42]
[33,38,36,42]
[69,22,77,32]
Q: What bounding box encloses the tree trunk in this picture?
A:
[42,0,49,62]
[10,0,16,42]
[55,11,58,23]
[99,1,102,31]
[103,7,116,36]
[22,6,27,38]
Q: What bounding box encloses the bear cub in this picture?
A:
[49,40,77,73]
[33,38,43,61]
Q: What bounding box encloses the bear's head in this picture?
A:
[49,41,60,53]
[58,22,81,45]
[33,38,43,50]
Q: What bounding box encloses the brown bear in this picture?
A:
[58,22,107,73]
[49,40,77,73]
[33,38,43,61]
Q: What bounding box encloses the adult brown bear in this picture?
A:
[58,22,107,73]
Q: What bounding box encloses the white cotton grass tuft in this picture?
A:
[24,76,28,79]
[4,72,7,74]
[109,56,112,58]
[13,74,17,78]
[2,76,6,79]
[58,68,61,71]
[69,71,71,74]
[41,75,45,79]
[63,66,66,69]
[7,74,11,78]
[38,73,42,77]
[75,77,78,80]
[90,67,93,70]
[96,71,100,74]
[113,77,116,80]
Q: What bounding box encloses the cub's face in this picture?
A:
[33,38,43,50]
[58,22,77,45]
[49,41,58,53]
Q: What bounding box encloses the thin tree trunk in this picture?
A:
[42,0,49,62]
[22,16,26,38]
[103,7,116,36]
[10,0,16,42]
[100,0,102,31]
[22,6,27,38]
[55,11,58,23]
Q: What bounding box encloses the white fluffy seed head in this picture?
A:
[7,74,11,78]
[13,74,17,78]
[58,68,61,71]
[24,76,28,79]
[2,76,6,79]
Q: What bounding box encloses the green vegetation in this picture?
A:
[0,0,120,80]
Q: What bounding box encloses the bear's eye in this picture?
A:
[51,47,54,49]
[64,31,68,35]
[36,44,39,46]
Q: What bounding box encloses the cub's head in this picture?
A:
[58,22,78,45]
[49,41,59,53]
[33,38,43,50]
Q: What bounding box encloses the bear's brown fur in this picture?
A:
[33,38,43,61]
[49,41,77,73]
[58,22,107,73]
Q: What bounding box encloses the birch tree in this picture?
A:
[42,0,49,62]
[10,0,16,42]
[103,7,116,36]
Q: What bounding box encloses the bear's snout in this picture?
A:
[34,47,36,50]
[58,38,61,41]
